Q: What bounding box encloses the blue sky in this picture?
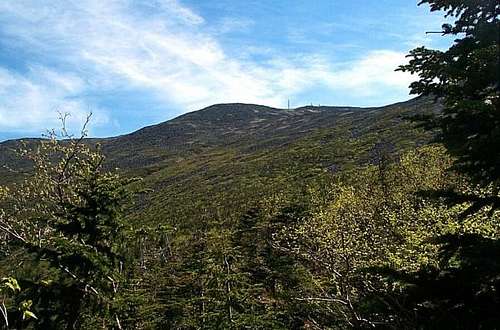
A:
[0,0,453,141]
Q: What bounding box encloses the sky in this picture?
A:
[0,0,454,141]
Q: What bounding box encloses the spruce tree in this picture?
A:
[389,1,500,327]
[398,0,499,191]
[0,116,139,329]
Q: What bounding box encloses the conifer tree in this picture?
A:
[390,1,500,326]
[0,115,139,329]
[398,0,499,191]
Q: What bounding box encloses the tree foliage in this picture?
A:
[274,145,499,328]
[389,1,500,327]
[0,116,140,329]
[398,0,500,187]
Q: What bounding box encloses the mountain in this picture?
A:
[98,97,436,169]
[0,96,441,223]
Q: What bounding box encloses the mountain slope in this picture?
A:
[97,96,437,168]
[0,96,441,224]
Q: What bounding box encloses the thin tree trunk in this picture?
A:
[1,300,9,329]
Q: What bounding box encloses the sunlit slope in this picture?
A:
[0,96,440,224]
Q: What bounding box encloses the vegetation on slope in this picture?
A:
[0,0,498,328]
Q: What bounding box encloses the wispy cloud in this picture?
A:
[0,66,108,135]
[213,17,255,34]
[324,50,413,95]
[161,0,205,25]
[0,0,415,137]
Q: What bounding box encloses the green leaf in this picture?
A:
[22,310,37,320]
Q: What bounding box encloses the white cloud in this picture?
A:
[162,0,205,25]
[0,67,108,135]
[323,50,414,96]
[213,17,255,34]
[0,0,415,136]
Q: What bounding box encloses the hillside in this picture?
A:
[5,95,499,329]
[1,96,440,224]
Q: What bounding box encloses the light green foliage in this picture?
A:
[275,145,499,327]
[0,277,20,328]
[0,277,36,328]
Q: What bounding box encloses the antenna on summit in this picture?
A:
[288,99,290,110]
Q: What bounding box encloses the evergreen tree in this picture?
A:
[0,116,140,329]
[387,1,500,327]
[398,0,499,191]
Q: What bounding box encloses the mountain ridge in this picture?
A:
[0,96,430,145]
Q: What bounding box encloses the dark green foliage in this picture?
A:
[398,0,500,187]
[380,1,500,328]
[0,131,143,329]
[0,103,496,328]
[0,97,463,329]
[231,207,312,329]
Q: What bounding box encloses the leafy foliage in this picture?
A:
[1,277,36,328]
[389,1,500,328]
[273,145,499,328]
